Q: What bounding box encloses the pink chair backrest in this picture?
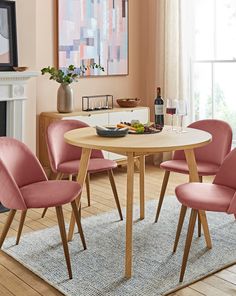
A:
[173,119,232,166]
[213,148,236,190]
[0,137,47,210]
[46,120,104,172]
[0,159,27,210]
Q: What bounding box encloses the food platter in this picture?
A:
[95,121,163,137]
[117,122,163,135]
[128,128,162,135]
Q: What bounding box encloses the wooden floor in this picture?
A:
[0,165,236,296]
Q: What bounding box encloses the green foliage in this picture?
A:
[194,83,236,142]
[41,64,105,84]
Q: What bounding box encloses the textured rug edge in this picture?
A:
[2,200,236,296]
[3,249,70,296]
[3,245,236,296]
[163,260,236,295]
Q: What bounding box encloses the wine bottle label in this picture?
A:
[155,105,164,115]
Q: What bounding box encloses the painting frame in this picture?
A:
[57,0,129,77]
[0,0,18,71]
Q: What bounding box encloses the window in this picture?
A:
[192,0,236,145]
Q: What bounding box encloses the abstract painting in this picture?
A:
[58,0,128,76]
[0,0,17,71]
[0,7,10,64]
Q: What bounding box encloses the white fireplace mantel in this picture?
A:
[0,71,38,80]
[0,71,39,101]
[0,71,39,140]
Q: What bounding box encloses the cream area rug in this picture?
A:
[2,198,236,296]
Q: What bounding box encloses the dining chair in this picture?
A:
[174,147,236,282]
[41,120,123,220]
[0,137,86,279]
[155,119,232,229]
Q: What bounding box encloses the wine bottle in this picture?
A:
[154,87,164,127]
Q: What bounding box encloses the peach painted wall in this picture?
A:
[15,0,148,153]
[139,0,165,121]
[36,0,142,115]
[15,0,37,152]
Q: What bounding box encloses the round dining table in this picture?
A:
[64,126,212,278]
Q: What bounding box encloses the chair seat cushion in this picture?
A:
[175,183,235,212]
[161,160,220,176]
[20,180,81,208]
[58,158,117,174]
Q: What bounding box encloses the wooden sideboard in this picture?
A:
[39,107,150,169]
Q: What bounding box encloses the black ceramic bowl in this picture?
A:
[96,126,129,137]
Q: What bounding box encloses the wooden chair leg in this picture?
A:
[16,210,27,245]
[155,170,170,223]
[0,209,16,248]
[139,155,145,220]
[197,176,203,237]
[85,173,91,207]
[78,202,81,220]
[41,208,48,219]
[108,169,123,220]
[71,200,86,250]
[134,157,140,171]
[41,173,63,218]
[173,205,187,253]
[199,210,212,249]
[55,206,72,279]
[179,209,198,282]
[198,212,201,238]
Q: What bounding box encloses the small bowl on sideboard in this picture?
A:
[13,66,28,72]
[116,98,141,108]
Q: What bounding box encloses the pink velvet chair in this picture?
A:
[41,120,123,220]
[0,137,86,279]
[174,147,236,282]
[155,119,232,227]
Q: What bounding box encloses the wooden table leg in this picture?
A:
[68,148,91,241]
[139,155,145,220]
[184,149,199,183]
[184,149,211,245]
[125,152,135,278]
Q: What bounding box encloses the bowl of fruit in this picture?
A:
[117,120,163,134]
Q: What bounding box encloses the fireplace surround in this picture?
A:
[0,71,38,212]
[0,71,38,140]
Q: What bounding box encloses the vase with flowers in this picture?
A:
[41,64,104,113]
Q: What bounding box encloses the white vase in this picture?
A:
[57,83,74,113]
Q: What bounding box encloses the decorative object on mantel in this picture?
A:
[0,0,18,71]
[13,66,28,72]
[116,98,141,108]
[82,95,113,111]
[41,64,104,113]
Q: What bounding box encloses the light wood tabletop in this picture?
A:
[64,126,212,154]
[64,126,212,278]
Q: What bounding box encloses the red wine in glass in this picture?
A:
[166,107,176,115]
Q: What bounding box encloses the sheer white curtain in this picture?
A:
[155,0,195,124]
[152,0,195,164]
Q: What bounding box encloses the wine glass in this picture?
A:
[176,100,188,132]
[166,99,178,130]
